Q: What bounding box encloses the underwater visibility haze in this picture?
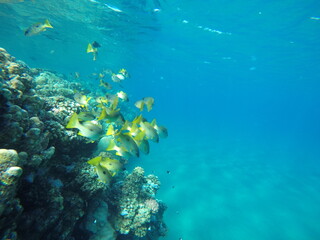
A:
[1,0,320,240]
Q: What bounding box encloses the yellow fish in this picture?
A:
[98,106,124,123]
[87,43,98,61]
[66,113,104,141]
[119,68,129,78]
[100,158,122,174]
[143,97,154,112]
[106,124,119,136]
[111,73,125,82]
[103,94,119,109]
[134,100,144,111]
[138,139,150,155]
[99,79,112,90]
[106,139,131,158]
[117,91,128,101]
[132,114,145,125]
[151,119,168,138]
[139,121,159,143]
[74,93,91,109]
[24,19,53,36]
[117,133,140,157]
[88,156,113,184]
[134,97,154,112]
[77,112,96,122]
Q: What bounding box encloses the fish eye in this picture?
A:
[103,171,106,174]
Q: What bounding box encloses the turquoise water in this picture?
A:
[1,0,320,239]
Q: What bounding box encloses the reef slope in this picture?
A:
[0,48,167,240]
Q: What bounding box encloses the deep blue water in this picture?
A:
[1,0,320,239]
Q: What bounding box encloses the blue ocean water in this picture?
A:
[1,0,320,239]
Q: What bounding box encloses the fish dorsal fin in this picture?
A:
[66,113,80,129]
[106,124,116,136]
[44,19,53,28]
[132,114,143,124]
[150,119,157,127]
[98,107,107,121]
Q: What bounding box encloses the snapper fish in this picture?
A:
[106,138,132,158]
[87,155,122,183]
[98,106,124,123]
[143,97,154,112]
[77,112,96,122]
[151,119,168,138]
[111,73,125,82]
[74,93,91,109]
[117,91,128,101]
[87,43,98,61]
[111,68,129,82]
[139,121,159,143]
[24,19,53,36]
[66,113,104,141]
[99,79,112,89]
[135,97,154,112]
[119,68,129,78]
[134,99,144,111]
[137,138,150,155]
[117,133,140,157]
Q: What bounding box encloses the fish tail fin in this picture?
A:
[98,107,107,121]
[66,113,80,129]
[106,124,115,136]
[44,19,53,28]
[87,156,102,166]
[87,43,94,53]
[106,139,116,151]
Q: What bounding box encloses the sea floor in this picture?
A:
[141,130,320,240]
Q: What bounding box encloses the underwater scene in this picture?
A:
[1,0,320,240]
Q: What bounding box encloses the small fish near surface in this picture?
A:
[25,19,53,36]
[87,42,99,61]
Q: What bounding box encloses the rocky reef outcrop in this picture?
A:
[108,167,167,239]
[0,48,167,240]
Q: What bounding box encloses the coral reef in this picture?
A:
[108,167,167,239]
[0,48,167,240]
[0,149,23,240]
